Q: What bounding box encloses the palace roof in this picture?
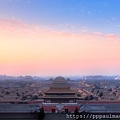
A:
[45,76,76,94]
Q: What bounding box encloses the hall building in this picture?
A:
[43,76,77,103]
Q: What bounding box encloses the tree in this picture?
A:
[41,107,45,119]
[21,96,27,100]
[16,92,20,97]
[74,107,79,120]
[108,88,112,91]
[91,89,94,93]
[6,91,10,95]
[77,93,81,97]
[113,92,116,96]
[85,96,89,101]
[94,84,100,89]
[96,90,99,95]
[74,107,79,114]
[33,95,38,100]
[99,91,103,97]
[74,107,82,120]
[89,95,94,100]
[38,107,45,120]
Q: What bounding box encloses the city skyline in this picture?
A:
[0,0,120,76]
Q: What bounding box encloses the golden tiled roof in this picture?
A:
[45,86,76,93]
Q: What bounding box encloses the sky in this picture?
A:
[0,0,120,76]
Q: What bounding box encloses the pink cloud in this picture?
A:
[0,19,120,76]
[0,18,120,41]
[106,34,120,39]
[94,32,104,36]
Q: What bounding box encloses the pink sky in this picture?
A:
[0,19,120,76]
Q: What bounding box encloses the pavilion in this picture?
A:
[43,76,77,103]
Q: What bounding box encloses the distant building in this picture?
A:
[43,76,77,103]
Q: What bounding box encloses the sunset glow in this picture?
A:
[0,0,120,76]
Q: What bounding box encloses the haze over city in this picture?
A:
[0,0,120,76]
